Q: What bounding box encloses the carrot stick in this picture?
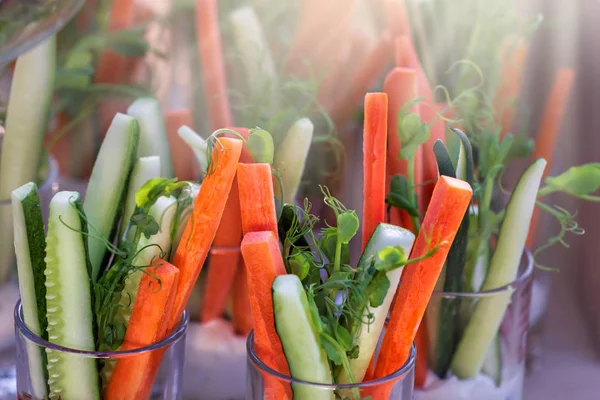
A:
[165,110,199,180]
[232,261,253,335]
[105,260,179,400]
[414,321,428,388]
[236,163,278,235]
[384,0,412,38]
[362,93,388,249]
[394,35,445,210]
[330,33,394,129]
[196,0,233,131]
[201,248,240,322]
[95,0,136,133]
[226,127,254,163]
[374,176,472,378]
[169,137,243,330]
[495,39,529,137]
[526,68,575,248]
[240,231,291,399]
[201,174,244,322]
[383,67,419,228]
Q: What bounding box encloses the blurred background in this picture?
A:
[0,0,598,398]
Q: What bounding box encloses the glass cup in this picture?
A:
[14,300,188,400]
[417,249,533,400]
[246,331,416,400]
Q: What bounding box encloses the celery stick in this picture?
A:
[451,159,546,379]
[177,126,209,175]
[127,97,174,178]
[273,119,314,204]
[0,36,55,283]
[229,6,278,109]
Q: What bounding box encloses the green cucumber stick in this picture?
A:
[12,183,48,398]
[339,224,416,384]
[273,119,314,203]
[177,126,209,175]
[451,159,546,379]
[127,97,174,178]
[0,36,56,283]
[84,113,139,281]
[229,6,278,110]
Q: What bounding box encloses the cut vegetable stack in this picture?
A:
[12,98,245,399]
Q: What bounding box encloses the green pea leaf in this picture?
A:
[247,128,275,164]
[334,323,354,351]
[321,337,342,366]
[365,272,390,308]
[541,163,600,201]
[375,246,407,272]
[130,213,159,239]
[289,252,311,280]
[398,113,430,160]
[337,211,359,244]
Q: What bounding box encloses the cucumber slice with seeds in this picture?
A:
[12,182,48,399]
[84,113,139,282]
[45,191,100,400]
[273,274,334,400]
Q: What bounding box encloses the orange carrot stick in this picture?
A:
[240,231,291,399]
[384,0,412,38]
[414,321,428,388]
[374,176,472,378]
[331,33,394,128]
[165,110,199,180]
[526,68,575,248]
[395,35,445,210]
[362,93,388,248]
[201,248,241,322]
[236,163,278,235]
[95,0,136,133]
[383,67,419,228]
[232,261,253,335]
[495,39,529,137]
[226,127,254,163]
[196,0,233,131]
[169,137,243,330]
[105,260,179,400]
[201,173,243,322]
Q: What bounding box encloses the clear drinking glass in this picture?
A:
[417,249,533,400]
[14,300,188,400]
[246,331,416,400]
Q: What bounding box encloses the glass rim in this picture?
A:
[432,247,534,298]
[246,331,416,389]
[0,153,59,205]
[14,299,188,357]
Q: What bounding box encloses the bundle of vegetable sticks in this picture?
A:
[372,0,600,391]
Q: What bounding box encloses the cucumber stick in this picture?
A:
[119,195,178,326]
[170,183,200,256]
[84,113,139,282]
[338,223,415,383]
[0,36,55,283]
[178,126,209,175]
[120,156,161,240]
[127,97,174,178]
[12,183,48,399]
[273,275,334,400]
[273,119,314,204]
[451,159,546,379]
[481,334,502,386]
[45,191,100,400]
